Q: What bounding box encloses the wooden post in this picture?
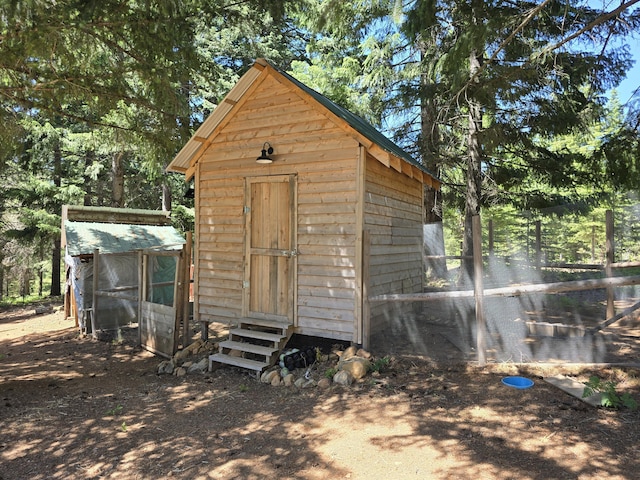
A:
[535,220,541,271]
[137,250,143,346]
[181,232,192,347]
[64,266,70,319]
[91,248,99,338]
[472,215,486,366]
[172,251,181,354]
[362,230,371,350]
[605,210,615,320]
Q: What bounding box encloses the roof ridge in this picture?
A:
[271,63,438,179]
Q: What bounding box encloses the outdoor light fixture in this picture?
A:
[256,142,274,164]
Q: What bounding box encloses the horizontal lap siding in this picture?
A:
[294,144,358,340]
[196,75,359,340]
[365,157,424,332]
[197,176,244,320]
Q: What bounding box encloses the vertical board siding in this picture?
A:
[196,75,359,340]
[364,156,424,333]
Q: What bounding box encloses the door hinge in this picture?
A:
[243,280,250,288]
[243,205,250,214]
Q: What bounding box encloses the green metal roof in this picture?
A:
[64,221,185,256]
[278,68,438,179]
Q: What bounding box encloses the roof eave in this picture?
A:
[165,60,268,177]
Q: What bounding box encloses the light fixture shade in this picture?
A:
[256,142,274,163]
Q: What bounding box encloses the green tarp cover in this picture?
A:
[65,221,185,256]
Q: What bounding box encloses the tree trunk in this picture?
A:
[84,149,95,206]
[418,47,448,279]
[51,142,62,297]
[0,255,4,301]
[112,151,125,208]
[162,179,172,212]
[419,46,443,223]
[461,2,485,285]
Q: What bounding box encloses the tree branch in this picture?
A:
[535,0,640,59]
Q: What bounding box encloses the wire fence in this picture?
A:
[368,210,640,366]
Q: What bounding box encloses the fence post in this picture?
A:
[138,250,143,346]
[472,215,486,366]
[91,248,99,338]
[181,231,193,348]
[362,229,370,350]
[606,210,615,320]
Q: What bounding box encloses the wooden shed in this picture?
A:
[166,59,440,373]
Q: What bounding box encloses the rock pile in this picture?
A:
[260,345,383,389]
[157,340,389,389]
[157,339,217,377]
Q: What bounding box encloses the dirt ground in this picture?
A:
[1,301,640,480]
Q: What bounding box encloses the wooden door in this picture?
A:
[244,175,297,323]
[138,250,182,358]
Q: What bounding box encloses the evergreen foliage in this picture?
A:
[0,0,299,298]
[1,0,639,298]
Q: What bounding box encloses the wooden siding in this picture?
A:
[195,75,360,341]
[364,155,424,334]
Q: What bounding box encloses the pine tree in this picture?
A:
[403,0,639,281]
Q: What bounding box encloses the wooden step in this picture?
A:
[238,318,291,331]
[209,353,267,372]
[229,328,284,343]
[210,318,294,376]
[219,340,278,357]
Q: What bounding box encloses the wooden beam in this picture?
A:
[473,215,486,366]
[401,160,413,178]
[412,166,423,183]
[185,161,197,181]
[182,231,193,348]
[94,291,138,301]
[92,249,99,338]
[362,229,371,350]
[62,205,171,226]
[138,250,143,346]
[606,209,615,319]
[370,274,640,302]
[367,144,391,167]
[355,146,366,345]
[589,299,640,334]
[184,138,214,181]
[389,155,402,173]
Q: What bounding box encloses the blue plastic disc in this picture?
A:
[502,376,534,389]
